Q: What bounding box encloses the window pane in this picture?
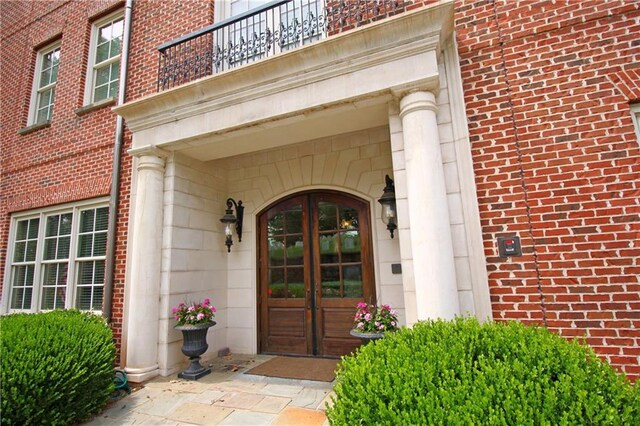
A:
[95,207,108,231]
[13,242,25,263]
[16,221,28,240]
[96,42,110,63]
[96,66,110,86]
[318,202,337,231]
[98,24,112,45]
[36,106,50,124]
[339,206,359,230]
[321,266,340,298]
[268,212,284,235]
[287,267,304,298]
[26,240,38,262]
[268,237,285,266]
[78,234,93,257]
[41,263,68,310]
[28,219,40,239]
[46,215,59,237]
[110,37,122,57]
[94,85,108,102]
[341,231,361,262]
[343,265,363,298]
[40,68,52,88]
[80,209,95,233]
[285,207,302,234]
[38,88,52,106]
[43,238,57,260]
[319,233,338,264]
[269,268,285,298]
[286,235,303,266]
[112,18,124,39]
[76,260,104,311]
[10,265,35,310]
[108,79,119,98]
[59,214,72,235]
[57,236,70,259]
[93,232,107,256]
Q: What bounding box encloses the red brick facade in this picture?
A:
[2,0,638,380]
[456,0,640,378]
[0,0,214,356]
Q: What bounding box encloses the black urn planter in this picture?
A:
[175,321,216,380]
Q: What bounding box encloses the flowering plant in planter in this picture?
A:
[172,298,217,326]
[353,302,398,333]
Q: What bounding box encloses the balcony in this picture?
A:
[157,0,408,91]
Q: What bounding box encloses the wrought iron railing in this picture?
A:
[157,0,407,91]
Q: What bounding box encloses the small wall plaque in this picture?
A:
[498,236,522,257]
[391,263,402,274]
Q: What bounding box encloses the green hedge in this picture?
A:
[327,318,639,425]
[1,310,116,425]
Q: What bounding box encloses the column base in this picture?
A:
[125,365,160,383]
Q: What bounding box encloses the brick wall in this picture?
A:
[455,0,640,379]
[0,0,123,304]
[0,0,214,361]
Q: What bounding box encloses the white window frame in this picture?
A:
[631,104,640,142]
[27,41,61,126]
[83,10,124,105]
[1,198,109,315]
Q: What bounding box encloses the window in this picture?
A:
[86,11,123,104]
[28,42,61,125]
[632,104,640,142]
[4,201,108,313]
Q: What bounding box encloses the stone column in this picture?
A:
[399,91,459,320]
[124,147,168,382]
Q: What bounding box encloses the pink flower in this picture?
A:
[197,312,205,321]
[203,298,210,305]
[364,313,371,321]
[188,306,195,312]
[171,308,178,313]
[357,322,364,329]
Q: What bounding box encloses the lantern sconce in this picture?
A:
[377,175,397,238]
[220,198,244,253]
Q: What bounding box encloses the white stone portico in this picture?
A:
[115,2,491,382]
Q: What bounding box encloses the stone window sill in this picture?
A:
[75,97,117,116]
[18,121,51,135]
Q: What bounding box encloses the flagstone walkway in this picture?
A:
[85,354,334,425]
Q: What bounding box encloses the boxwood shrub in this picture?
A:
[1,310,116,425]
[328,317,639,425]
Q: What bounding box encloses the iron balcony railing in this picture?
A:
[157,0,407,91]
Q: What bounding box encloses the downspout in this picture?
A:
[103,0,134,322]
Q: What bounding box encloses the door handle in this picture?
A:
[306,289,311,310]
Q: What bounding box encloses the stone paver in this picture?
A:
[214,392,265,410]
[83,354,334,426]
[252,396,292,414]
[290,388,330,409]
[190,389,227,405]
[167,402,233,425]
[258,383,304,398]
[272,407,328,426]
[217,410,277,425]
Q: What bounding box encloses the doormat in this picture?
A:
[244,356,340,382]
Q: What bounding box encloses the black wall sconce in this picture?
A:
[378,174,397,238]
[220,198,244,252]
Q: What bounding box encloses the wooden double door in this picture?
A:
[258,191,375,357]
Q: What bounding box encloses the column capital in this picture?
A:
[399,91,438,119]
[128,145,170,159]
